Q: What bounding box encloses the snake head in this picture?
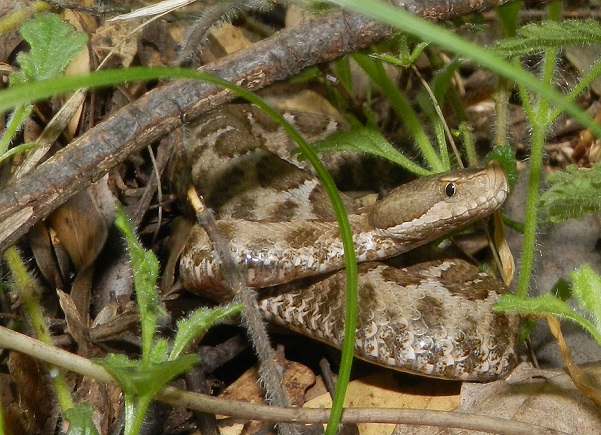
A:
[367,160,508,243]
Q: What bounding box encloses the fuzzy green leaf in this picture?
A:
[13,13,88,84]
[311,126,431,176]
[96,353,199,397]
[170,303,243,360]
[370,36,429,67]
[114,205,165,361]
[149,338,169,364]
[96,354,139,394]
[538,163,601,223]
[571,264,601,331]
[485,146,518,190]
[63,403,100,435]
[495,293,601,346]
[495,19,601,58]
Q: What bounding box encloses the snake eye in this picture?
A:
[445,182,456,197]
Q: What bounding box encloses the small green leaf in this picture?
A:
[311,126,431,176]
[495,293,601,346]
[485,146,518,190]
[137,356,199,397]
[97,354,199,398]
[370,42,429,67]
[15,13,88,83]
[551,278,573,301]
[150,338,169,364]
[495,19,601,58]
[95,354,139,394]
[114,205,165,361]
[571,264,601,331]
[538,163,601,223]
[63,403,100,435]
[170,303,243,360]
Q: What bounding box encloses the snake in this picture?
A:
[173,104,519,382]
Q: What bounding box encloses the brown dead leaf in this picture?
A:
[48,190,108,271]
[305,371,460,435]
[58,289,91,355]
[0,371,26,435]
[72,375,122,435]
[138,20,178,67]
[493,210,514,286]
[220,359,315,406]
[28,221,68,290]
[8,352,58,434]
[160,217,194,297]
[210,23,253,55]
[92,21,140,68]
[451,363,601,434]
[547,316,601,407]
[47,187,110,323]
[218,355,315,433]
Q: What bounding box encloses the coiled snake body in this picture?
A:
[175,105,519,382]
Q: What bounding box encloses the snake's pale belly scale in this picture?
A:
[176,105,519,381]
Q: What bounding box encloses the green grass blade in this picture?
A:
[327,0,601,139]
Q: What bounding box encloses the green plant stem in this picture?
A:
[0,142,36,165]
[458,123,478,166]
[516,0,560,298]
[493,85,511,148]
[126,396,152,435]
[353,54,445,172]
[516,123,545,298]
[124,396,136,435]
[0,1,50,33]
[3,246,74,411]
[492,5,515,150]
[0,105,30,155]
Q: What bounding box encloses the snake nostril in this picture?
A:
[445,182,456,197]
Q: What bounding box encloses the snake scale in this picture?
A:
[173,104,519,382]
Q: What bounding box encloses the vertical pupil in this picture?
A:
[445,182,456,197]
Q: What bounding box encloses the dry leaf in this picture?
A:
[218,356,316,433]
[547,316,601,407]
[305,371,460,435]
[8,352,58,434]
[47,186,110,323]
[72,375,122,435]
[58,289,91,355]
[455,363,601,434]
[92,21,140,68]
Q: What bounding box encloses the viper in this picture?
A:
[171,104,519,382]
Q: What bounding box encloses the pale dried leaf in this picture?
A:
[62,9,92,136]
[48,190,108,271]
[72,375,121,434]
[547,316,601,407]
[92,21,141,68]
[304,371,460,435]
[210,23,253,54]
[493,210,514,285]
[455,363,601,434]
[58,289,90,355]
[28,222,67,289]
[8,352,58,434]
[109,0,196,21]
